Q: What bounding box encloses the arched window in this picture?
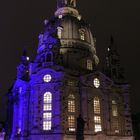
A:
[94,97,102,132]
[68,94,76,131]
[79,28,85,41]
[57,26,63,39]
[87,59,93,70]
[43,92,52,130]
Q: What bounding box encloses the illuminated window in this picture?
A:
[93,78,100,88]
[68,115,75,131]
[94,97,102,132]
[112,100,118,117]
[44,104,52,111]
[79,29,85,40]
[95,124,102,132]
[94,116,101,123]
[43,74,52,83]
[87,59,93,70]
[68,94,75,113]
[94,97,100,114]
[68,94,76,131]
[43,92,52,130]
[57,26,63,39]
[43,113,52,130]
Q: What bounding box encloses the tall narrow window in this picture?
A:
[112,100,118,117]
[57,26,63,39]
[43,92,52,130]
[68,94,75,113]
[68,94,76,132]
[87,59,93,70]
[79,29,85,40]
[111,100,119,133]
[94,97,102,132]
[68,115,75,132]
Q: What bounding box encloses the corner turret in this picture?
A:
[16,49,30,80]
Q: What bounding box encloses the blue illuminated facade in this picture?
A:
[7,0,134,140]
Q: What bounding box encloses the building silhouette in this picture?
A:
[7,0,134,140]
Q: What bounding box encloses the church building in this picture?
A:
[7,0,134,140]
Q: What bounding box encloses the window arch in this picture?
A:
[57,26,63,39]
[93,96,102,132]
[68,94,76,132]
[43,92,52,130]
[79,28,86,40]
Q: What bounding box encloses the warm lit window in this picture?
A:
[68,94,76,131]
[57,26,63,39]
[94,97,102,132]
[79,29,85,40]
[93,78,100,88]
[43,92,52,130]
[94,97,100,114]
[95,124,102,132]
[112,100,118,117]
[94,116,101,123]
[68,115,75,131]
[68,94,75,113]
[87,59,93,70]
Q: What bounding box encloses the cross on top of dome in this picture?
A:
[57,0,77,9]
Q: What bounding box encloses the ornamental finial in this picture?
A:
[57,0,77,9]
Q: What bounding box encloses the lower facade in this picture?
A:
[8,134,134,140]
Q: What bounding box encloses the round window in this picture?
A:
[93,78,100,88]
[43,74,52,82]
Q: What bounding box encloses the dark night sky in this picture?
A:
[0,0,140,121]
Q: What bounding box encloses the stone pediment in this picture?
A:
[80,71,114,89]
[29,68,64,85]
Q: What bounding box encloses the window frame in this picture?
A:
[43,92,52,130]
[93,96,102,133]
[67,94,76,132]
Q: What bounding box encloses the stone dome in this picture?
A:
[37,4,99,71]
